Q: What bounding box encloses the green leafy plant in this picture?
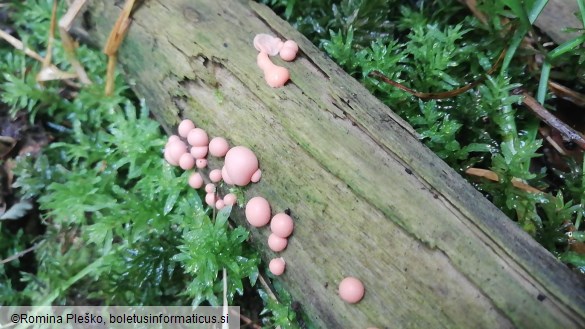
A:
[1,0,263,314]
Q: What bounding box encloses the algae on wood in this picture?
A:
[80,1,585,328]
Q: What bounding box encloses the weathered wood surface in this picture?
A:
[535,0,581,44]
[80,1,585,328]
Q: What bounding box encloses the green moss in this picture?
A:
[1,0,260,311]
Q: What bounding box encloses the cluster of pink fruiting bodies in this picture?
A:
[163,33,366,305]
[253,33,299,87]
[164,119,293,277]
[164,119,260,209]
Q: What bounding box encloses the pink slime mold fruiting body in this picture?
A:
[224,146,259,186]
[190,146,208,159]
[209,169,222,183]
[269,257,286,276]
[268,233,288,252]
[279,40,299,61]
[208,137,229,157]
[188,172,204,189]
[178,153,195,170]
[253,33,284,56]
[187,128,209,147]
[339,277,365,304]
[165,140,187,165]
[178,119,195,138]
[245,196,271,227]
[223,193,237,206]
[257,52,290,88]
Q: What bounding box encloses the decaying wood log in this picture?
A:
[535,0,581,44]
[79,1,585,328]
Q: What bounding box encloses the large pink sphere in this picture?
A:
[245,196,271,227]
[224,146,259,186]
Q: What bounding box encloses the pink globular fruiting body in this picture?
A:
[215,199,225,210]
[209,169,222,183]
[257,52,290,88]
[205,183,216,194]
[187,128,209,147]
[190,146,208,159]
[268,233,288,252]
[245,196,271,227]
[223,193,237,206]
[279,40,299,61]
[178,153,195,170]
[167,134,181,145]
[209,137,230,157]
[221,166,234,185]
[196,158,208,169]
[339,277,365,304]
[270,213,294,238]
[250,169,262,183]
[188,172,204,189]
[253,33,284,56]
[178,119,195,138]
[224,146,259,186]
[164,149,179,166]
[269,257,286,276]
[165,140,187,162]
[205,193,216,206]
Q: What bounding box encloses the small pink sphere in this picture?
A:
[268,233,288,252]
[205,183,216,194]
[164,149,179,166]
[209,137,230,157]
[224,146,259,186]
[205,193,216,206]
[178,119,195,138]
[251,169,262,183]
[270,213,294,238]
[209,169,222,183]
[166,140,188,163]
[339,277,365,304]
[245,196,271,227]
[188,172,203,189]
[179,153,195,170]
[215,199,225,210]
[223,193,237,206]
[222,166,234,185]
[190,146,208,159]
[166,134,181,145]
[187,128,209,147]
[269,258,286,276]
[196,159,208,169]
[279,40,298,61]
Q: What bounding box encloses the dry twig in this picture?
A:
[103,0,136,95]
[58,0,92,84]
[0,242,43,264]
[548,81,585,108]
[465,167,542,193]
[0,29,44,62]
[520,90,585,150]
